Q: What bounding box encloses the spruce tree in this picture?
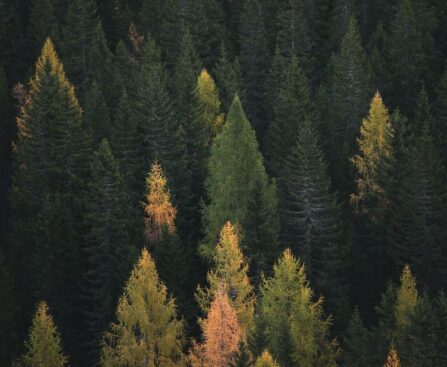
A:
[283,118,348,321]
[28,0,58,59]
[433,67,447,167]
[201,96,278,258]
[101,248,185,366]
[196,222,255,334]
[276,0,313,77]
[0,246,15,366]
[329,15,372,194]
[343,308,374,367]
[22,302,68,367]
[239,0,270,136]
[84,80,110,146]
[82,140,135,364]
[257,249,339,367]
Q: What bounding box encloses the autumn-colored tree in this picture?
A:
[351,91,394,216]
[394,265,418,331]
[254,350,280,367]
[384,347,400,367]
[23,302,68,367]
[196,222,255,333]
[144,162,176,243]
[190,289,242,367]
[101,248,185,366]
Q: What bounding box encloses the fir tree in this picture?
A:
[189,289,242,367]
[101,248,185,366]
[283,118,348,321]
[433,67,447,167]
[82,140,135,364]
[257,249,339,367]
[28,0,58,59]
[159,0,182,68]
[329,15,372,194]
[22,302,68,367]
[196,222,255,334]
[343,308,374,367]
[254,351,280,367]
[201,96,278,258]
[84,80,110,146]
[239,0,270,136]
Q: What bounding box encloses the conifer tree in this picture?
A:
[82,140,135,364]
[239,0,270,136]
[189,289,242,367]
[159,0,182,68]
[84,80,110,146]
[257,249,338,367]
[276,0,313,76]
[196,222,255,334]
[101,248,185,366]
[23,302,68,367]
[62,0,100,97]
[0,247,15,366]
[28,0,58,59]
[384,347,400,367]
[433,67,447,166]
[254,351,280,367]
[202,96,278,258]
[329,15,372,193]
[214,45,243,112]
[351,92,394,217]
[11,39,88,341]
[343,308,374,367]
[283,118,348,320]
[394,265,418,332]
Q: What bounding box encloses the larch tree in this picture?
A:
[101,248,185,367]
[254,351,280,367]
[351,91,394,217]
[256,249,339,367]
[201,96,278,260]
[189,289,242,367]
[384,347,400,367]
[196,222,255,334]
[22,302,68,367]
[394,265,418,332]
[82,139,135,364]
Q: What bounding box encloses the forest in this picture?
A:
[1,0,447,366]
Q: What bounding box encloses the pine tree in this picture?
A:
[189,289,242,367]
[351,92,394,217]
[82,140,135,364]
[254,351,280,367]
[257,249,339,367]
[388,118,447,291]
[101,248,185,366]
[62,0,99,98]
[84,80,110,146]
[239,0,270,136]
[22,302,68,367]
[343,308,374,367]
[329,15,372,194]
[196,222,255,334]
[283,118,348,321]
[201,96,278,258]
[11,39,88,347]
[384,347,400,367]
[276,0,313,77]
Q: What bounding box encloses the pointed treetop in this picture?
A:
[144,162,177,243]
[395,264,418,330]
[384,346,400,367]
[254,350,280,367]
[23,301,68,367]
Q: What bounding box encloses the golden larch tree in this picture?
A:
[143,162,176,243]
[384,346,400,367]
[254,350,280,367]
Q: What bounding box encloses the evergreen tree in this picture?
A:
[82,140,135,364]
[84,80,110,146]
[276,0,313,76]
[62,0,100,98]
[101,248,185,366]
[433,67,447,167]
[283,118,348,321]
[196,222,255,334]
[189,289,242,367]
[201,96,278,258]
[329,15,372,194]
[239,0,270,136]
[254,351,279,367]
[343,308,374,367]
[159,0,182,68]
[28,0,58,59]
[257,249,339,367]
[0,246,15,366]
[22,302,68,367]
[351,92,394,217]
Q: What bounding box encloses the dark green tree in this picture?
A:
[433,67,447,167]
[84,80,110,146]
[28,0,58,59]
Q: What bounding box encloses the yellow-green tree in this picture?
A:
[196,221,255,334]
[23,301,68,367]
[351,91,394,216]
[101,248,185,367]
[394,265,418,331]
[254,350,280,367]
